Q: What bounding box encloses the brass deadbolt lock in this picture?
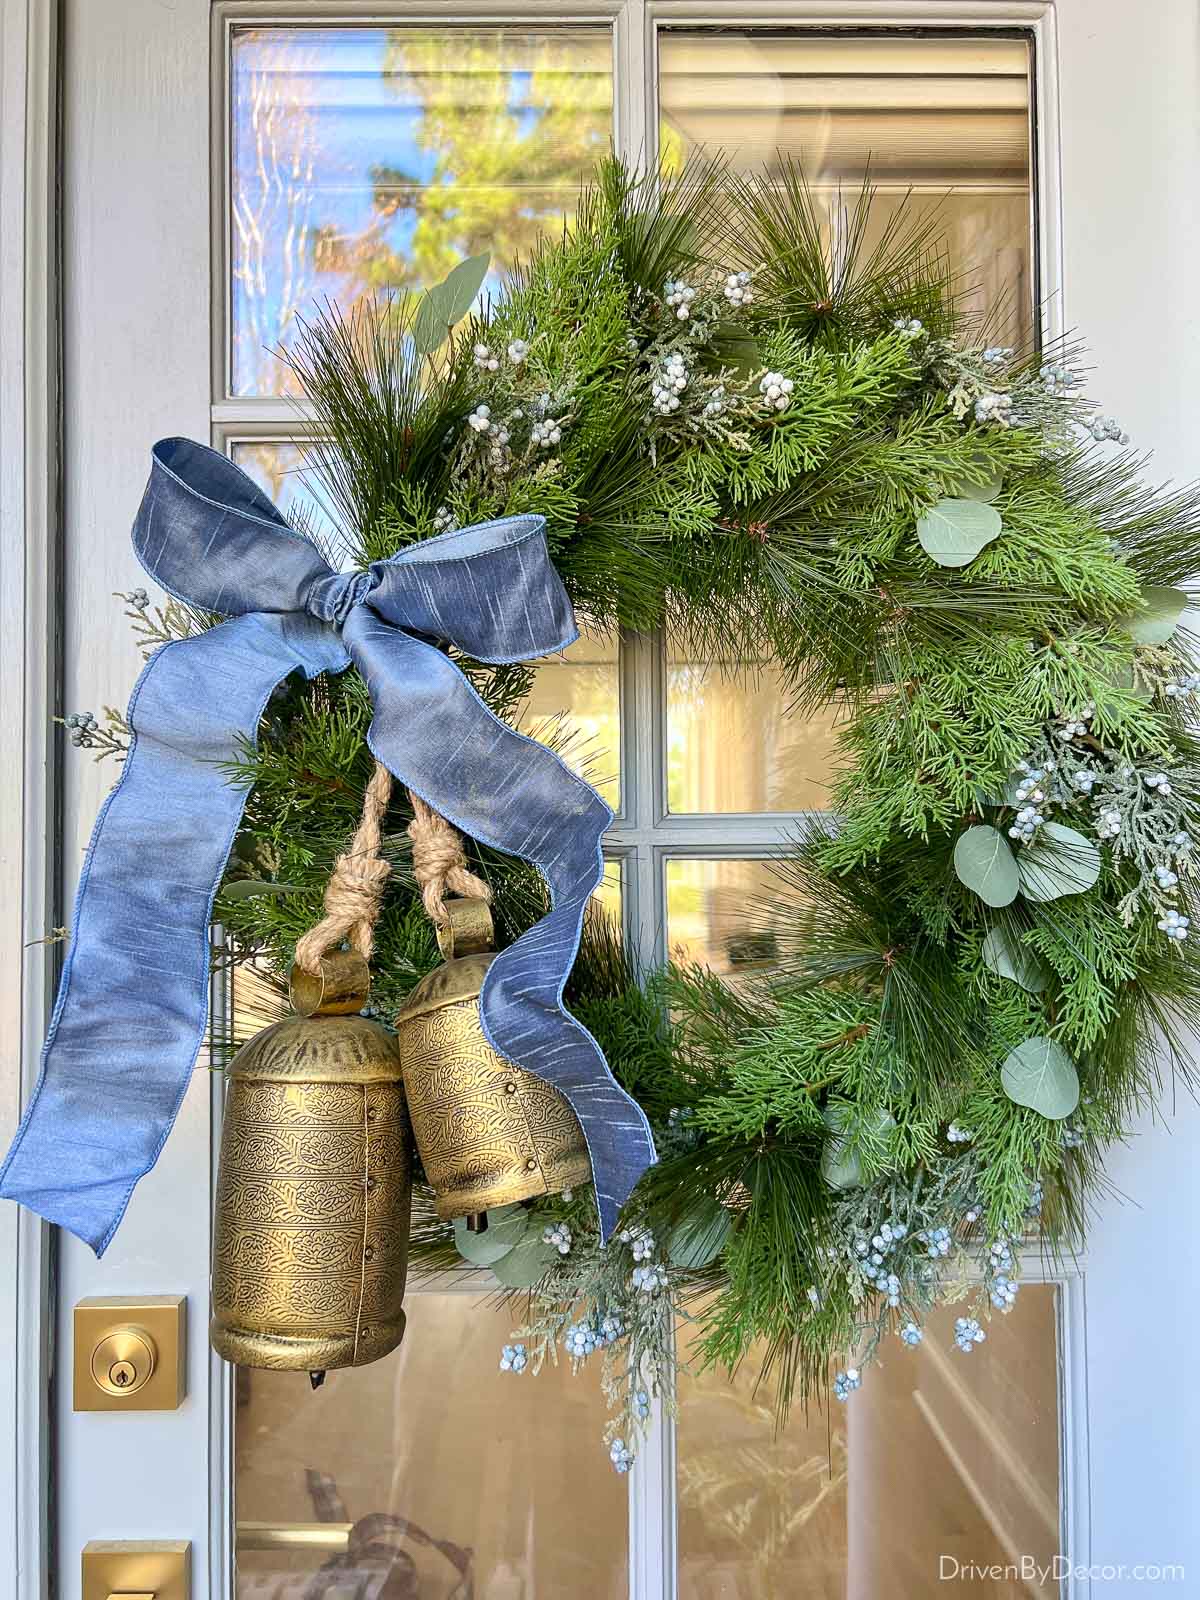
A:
[90,1325,156,1397]
[73,1296,186,1412]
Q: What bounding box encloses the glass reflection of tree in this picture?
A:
[329,31,611,293]
[676,1382,848,1598]
[232,29,610,394]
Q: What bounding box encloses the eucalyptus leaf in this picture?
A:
[981,926,1049,993]
[453,1202,530,1266]
[916,497,1003,568]
[953,824,1019,907]
[1120,585,1191,646]
[951,471,1004,503]
[216,879,300,902]
[821,1136,864,1190]
[1017,822,1102,903]
[1001,1036,1080,1119]
[412,252,491,355]
[489,1231,559,1288]
[667,1200,733,1268]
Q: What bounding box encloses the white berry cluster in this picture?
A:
[723,270,753,306]
[946,1122,973,1144]
[1154,863,1180,891]
[631,1262,668,1295]
[609,1438,634,1474]
[432,505,456,534]
[1164,673,1200,699]
[983,345,1014,366]
[530,416,563,448]
[664,279,696,320]
[899,1322,923,1347]
[759,371,794,412]
[506,337,530,365]
[652,351,688,414]
[1009,763,1050,842]
[833,1367,862,1401]
[542,1221,572,1255]
[499,1342,528,1373]
[619,1225,655,1262]
[472,341,500,372]
[1088,413,1129,445]
[632,1388,651,1421]
[703,384,728,419]
[1058,702,1095,740]
[954,1316,987,1353]
[1144,770,1172,796]
[893,317,924,337]
[1095,803,1123,840]
[974,390,1014,426]
[1158,908,1191,943]
[1041,361,1082,397]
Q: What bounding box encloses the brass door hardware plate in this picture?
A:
[73,1296,186,1412]
[81,1540,189,1600]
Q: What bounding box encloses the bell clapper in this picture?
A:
[309,1370,326,1391]
[466,1211,488,1234]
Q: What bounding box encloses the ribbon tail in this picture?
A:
[344,608,657,1242]
[0,613,347,1254]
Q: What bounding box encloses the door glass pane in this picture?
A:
[658,31,1033,342]
[675,1284,1059,1598]
[235,1291,627,1598]
[519,633,621,814]
[667,646,846,813]
[229,26,613,396]
[666,858,790,977]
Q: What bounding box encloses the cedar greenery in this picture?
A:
[92,157,1200,1451]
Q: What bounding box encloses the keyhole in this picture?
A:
[109,1360,136,1388]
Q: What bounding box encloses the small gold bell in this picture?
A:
[210,951,411,1374]
[395,898,591,1222]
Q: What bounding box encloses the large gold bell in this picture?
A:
[394,898,591,1222]
[210,951,411,1374]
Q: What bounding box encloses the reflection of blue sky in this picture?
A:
[230,27,610,393]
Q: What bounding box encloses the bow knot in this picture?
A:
[0,438,656,1254]
[306,569,373,626]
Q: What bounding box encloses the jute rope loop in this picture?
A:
[294,762,492,973]
[294,761,394,975]
[407,791,492,928]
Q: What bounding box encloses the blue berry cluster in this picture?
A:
[833,1368,862,1401]
[954,1317,987,1353]
[499,1343,527,1374]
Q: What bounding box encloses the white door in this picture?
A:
[4,2,1199,1596]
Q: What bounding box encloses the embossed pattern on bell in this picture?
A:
[396,978,591,1221]
[210,1012,411,1371]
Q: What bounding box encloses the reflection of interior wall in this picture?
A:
[236,1291,627,1599]
[667,659,843,815]
[848,1287,1060,1599]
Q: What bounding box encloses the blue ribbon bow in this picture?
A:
[0,438,656,1254]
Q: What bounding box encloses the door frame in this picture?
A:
[1,1,59,1597]
[3,2,1101,1596]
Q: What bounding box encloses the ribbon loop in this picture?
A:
[0,439,655,1253]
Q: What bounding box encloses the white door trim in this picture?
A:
[0,1,60,1596]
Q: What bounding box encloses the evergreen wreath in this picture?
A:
[81,158,1200,1466]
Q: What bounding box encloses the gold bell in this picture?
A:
[394,897,591,1223]
[210,951,411,1376]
